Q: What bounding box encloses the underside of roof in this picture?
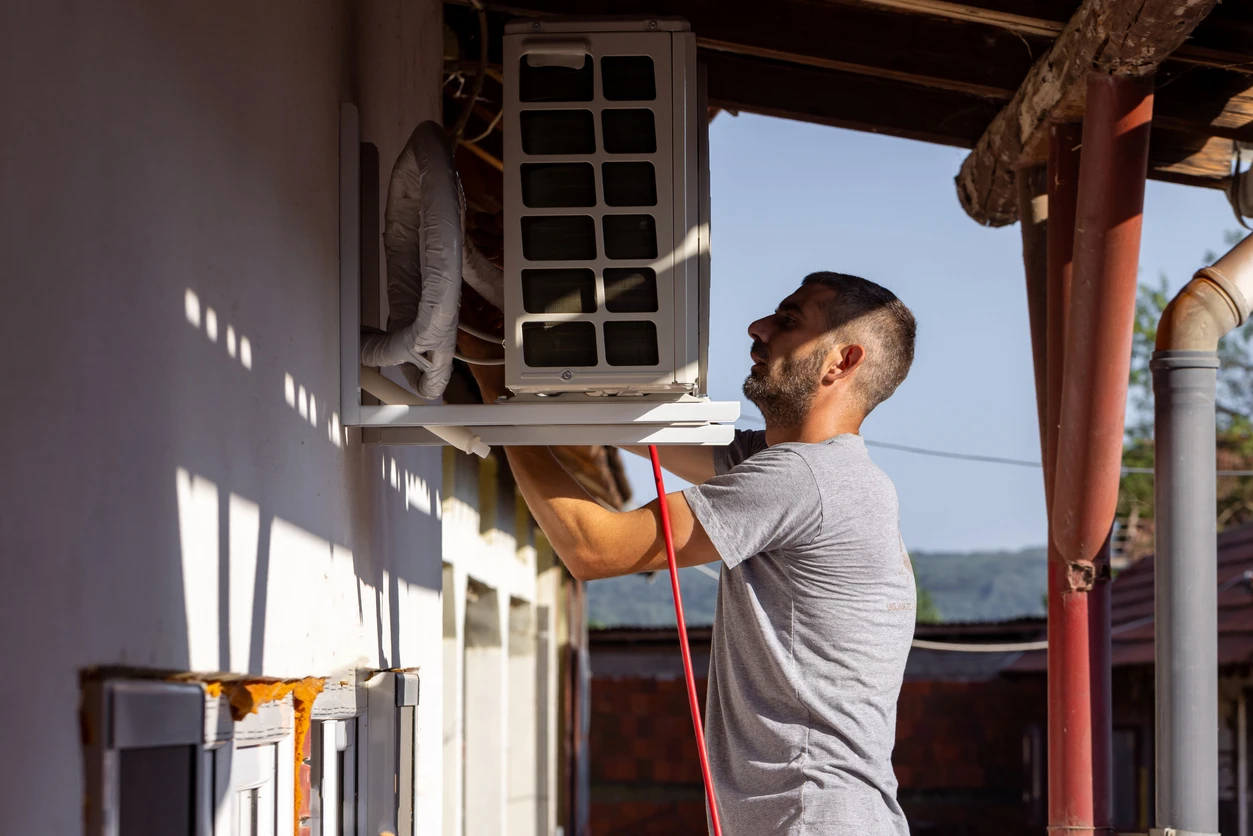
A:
[447,0,1252,226]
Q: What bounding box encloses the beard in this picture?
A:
[742,341,826,429]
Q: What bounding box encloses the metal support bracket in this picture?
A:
[337,105,738,452]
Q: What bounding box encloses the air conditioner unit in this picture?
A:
[339,18,736,452]
[502,18,709,398]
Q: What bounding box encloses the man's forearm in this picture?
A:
[505,446,634,578]
[618,445,717,485]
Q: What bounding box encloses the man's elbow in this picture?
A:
[556,544,602,582]
[559,543,635,582]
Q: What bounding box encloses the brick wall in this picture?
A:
[589,673,1048,835]
[590,676,711,834]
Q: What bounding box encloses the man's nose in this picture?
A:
[748,316,770,342]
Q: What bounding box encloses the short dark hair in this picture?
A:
[802,272,916,413]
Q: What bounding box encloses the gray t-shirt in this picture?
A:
[683,430,915,836]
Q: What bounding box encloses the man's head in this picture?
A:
[743,272,916,429]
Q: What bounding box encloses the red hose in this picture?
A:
[649,445,724,836]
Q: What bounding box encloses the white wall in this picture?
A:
[0,0,444,832]
[440,450,563,835]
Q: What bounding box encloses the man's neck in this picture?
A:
[763,410,862,446]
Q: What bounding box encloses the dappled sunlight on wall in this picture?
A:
[263,516,372,678]
[176,463,441,680]
[383,455,441,517]
[284,371,343,448]
[176,467,222,671]
[185,288,252,370]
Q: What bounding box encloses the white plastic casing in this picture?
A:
[502,18,709,398]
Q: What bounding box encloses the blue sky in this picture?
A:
[618,113,1241,551]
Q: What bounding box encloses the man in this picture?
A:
[464,272,918,835]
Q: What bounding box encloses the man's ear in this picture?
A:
[824,344,866,384]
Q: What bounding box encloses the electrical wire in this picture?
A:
[649,445,723,836]
[454,351,505,366]
[451,1,489,143]
[694,563,721,580]
[735,412,1253,475]
[866,439,1040,468]
[457,322,505,345]
[465,107,503,144]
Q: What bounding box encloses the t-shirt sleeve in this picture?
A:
[712,428,769,476]
[683,446,823,569]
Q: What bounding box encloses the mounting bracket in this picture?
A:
[337,104,737,453]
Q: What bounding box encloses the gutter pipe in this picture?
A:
[1153,232,1253,836]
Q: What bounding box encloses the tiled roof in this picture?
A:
[1010,522,1253,673]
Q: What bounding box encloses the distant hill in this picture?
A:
[586,568,720,629]
[586,546,1047,628]
[911,546,1047,622]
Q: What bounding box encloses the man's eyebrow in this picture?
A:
[777,301,804,316]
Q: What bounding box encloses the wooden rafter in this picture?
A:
[463,0,1048,99]
[445,0,1248,219]
[956,0,1224,226]
[838,0,1250,71]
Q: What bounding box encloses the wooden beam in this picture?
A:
[956,0,1223,226]
[464,0,1045,99]
[1147,130,1237,190]
[702,51,1002,148]
[844,0,1064,39]
[705,50,1234,191]
[832,0,1252,71]
[1154,66,1253,144]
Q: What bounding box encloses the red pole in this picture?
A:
[1045,118,1091,833]
[1053,73,1155,835]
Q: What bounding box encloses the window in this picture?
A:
[364,671,420,836]
[311,718,361,836]
[83,679,206,836]
[84,674,415,836]
[208,686,294,836]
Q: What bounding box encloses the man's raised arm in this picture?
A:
[505,446,720,581]
[617,445,717,485]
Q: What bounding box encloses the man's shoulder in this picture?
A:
[791,437,899,503]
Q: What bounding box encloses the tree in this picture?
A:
[1118,231,1253,561]
[915,571,942,624]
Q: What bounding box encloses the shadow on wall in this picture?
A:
[174,283,445,677]
[0,2,447,831]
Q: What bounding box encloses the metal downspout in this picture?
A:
[1045,118,1093,834]
[1018,163,1049,466]
[1053,74,1154,835]
[1153,232,1253,836]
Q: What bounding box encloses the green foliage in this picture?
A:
[915,573,942,624]
[1121,230,1253,538]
